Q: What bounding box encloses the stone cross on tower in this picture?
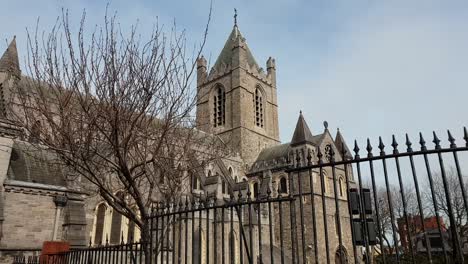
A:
[234,8,238,26]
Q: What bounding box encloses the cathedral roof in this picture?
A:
[0,37,21,78]
[290,112,314,146]
[211,26,259,72]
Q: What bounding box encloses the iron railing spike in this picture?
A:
[317,146,323,163]
[391,135,399,154]
[464,127,468,147]
[378,136,385,156]
[433,131,441,149]
[353,140,359,154]
[419,132,427,151]
[405,133,413,152]
[366,138,373,158]
[353,140,360,159]
[307,148,313,165]
[296,148,301,167]
[447,129,456,148]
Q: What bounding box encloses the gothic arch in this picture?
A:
[93,203,107,245]
[279,175,288,194]
[212,84,226,127]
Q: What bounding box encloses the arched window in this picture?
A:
[339,177,345,197]
[94,204,107,245]
[279,177,288,194]
[228,167,233,179]
[234,176,238,183]
[253,182,259,198]
[110,192,125,244]
[193,175,200,190]
[254,87,264,128]
[221,179,227,194]
[213,85,225,127]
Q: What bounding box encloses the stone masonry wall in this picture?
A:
[1,191,58,248]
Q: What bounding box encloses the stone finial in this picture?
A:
[266,57,276,70]
[197,55,207,69]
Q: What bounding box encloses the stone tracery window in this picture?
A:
[213,85,225,127]
[254,87,264,127]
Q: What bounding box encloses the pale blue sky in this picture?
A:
[1,0,467,150]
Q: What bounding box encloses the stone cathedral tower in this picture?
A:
[196,23,280,166]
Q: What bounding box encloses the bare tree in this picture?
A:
[426,168,468,247]
[374,184,420,254]
[9,8,223,256]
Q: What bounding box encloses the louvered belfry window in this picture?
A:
[254,88,264,127]
[213,85,225,127]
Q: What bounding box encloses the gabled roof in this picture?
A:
[290,112,314,146]
[211,26,259,72]
[335,128,352,159]
[0,37,20,78]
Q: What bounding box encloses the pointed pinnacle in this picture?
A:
[447,130,456,148]
[366,138,373,158]
[378,137,385,156]
[353,140,360,159]
[433,131,441,150]
[405,134,413,152]
[391,135,399,154]
[419,133,427,151]
[464,127,468,147]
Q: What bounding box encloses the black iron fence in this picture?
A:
[36,128,468,264]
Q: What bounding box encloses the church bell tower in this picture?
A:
[196,16,280,166]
